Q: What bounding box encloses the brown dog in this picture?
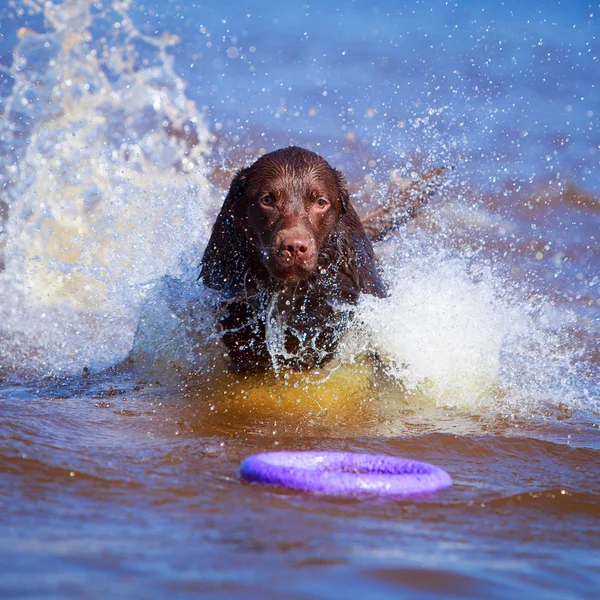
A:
[201,146,446,371]
[201,147,386,370]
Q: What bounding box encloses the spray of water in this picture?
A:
[0,0,592,418]
[0,0,213,376]
[354,239,584,411]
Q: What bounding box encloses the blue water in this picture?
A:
[0,1,599,599]
[136,0,599,188]
[2,1,598,188]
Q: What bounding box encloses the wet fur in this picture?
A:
[201,147,386,370]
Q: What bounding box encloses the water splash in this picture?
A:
[0,1,593,421]
[0,0,213,376]
[355,239,585,412]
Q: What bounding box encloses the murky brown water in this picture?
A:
[2,366,599,598]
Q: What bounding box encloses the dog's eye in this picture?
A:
[260,195,274,207]
[316,198,329,209]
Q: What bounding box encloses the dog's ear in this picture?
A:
[334,168,350,214]
[200,168,250,296]
[337,202,387,298]
[228,168,249,206]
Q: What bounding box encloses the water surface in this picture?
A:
[0,1,598,598]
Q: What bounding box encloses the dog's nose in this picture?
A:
[281,236,310,260]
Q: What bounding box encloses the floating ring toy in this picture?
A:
[240,451,452,496]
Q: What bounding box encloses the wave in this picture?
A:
[474,490,600,515]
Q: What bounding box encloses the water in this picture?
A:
[0,1,599,598]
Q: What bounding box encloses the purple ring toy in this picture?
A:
[240,451,452,497]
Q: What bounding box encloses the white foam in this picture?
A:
[355,240,584,412]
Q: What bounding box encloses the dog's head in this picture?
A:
[201,147,349,291]
[201,146,385,299]
[231,147,348,281]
